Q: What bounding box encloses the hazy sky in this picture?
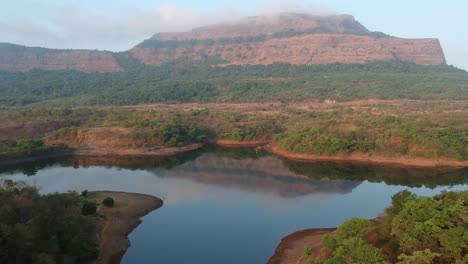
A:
[1,0,467,69]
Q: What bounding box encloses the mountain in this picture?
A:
[0,13,446,73]
[0,43,121,73]
[131,13,446,67]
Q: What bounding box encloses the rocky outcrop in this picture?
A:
[0,43,121,73]
[0,13,447,72]
[131,34,446,66]
[131,13,446,66]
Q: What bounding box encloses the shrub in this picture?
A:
[16,139,44,154]
[81,190,89,197]
[323,236,388,264]
[396,249,439,264]
[102,197,114,208]
[304,246,312,256]
[81,201,97,216]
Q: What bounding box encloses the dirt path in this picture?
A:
[89,192,163,264]
[267,228,335,264]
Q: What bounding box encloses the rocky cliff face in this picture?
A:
[131,34,445,66]
[0,43,121,73]
[0,13,447,73]
[131,13,446,66]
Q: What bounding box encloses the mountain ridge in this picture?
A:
[0,13,447,72]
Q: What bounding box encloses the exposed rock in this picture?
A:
[0,13,447,72]
[131,34,446,66]
[0,43,121,73]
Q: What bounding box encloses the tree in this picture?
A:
[397,249,439,264]
[102,197,114,208]
[324,236,389,264]
[81,201,97,216]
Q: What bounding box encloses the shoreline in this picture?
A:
[265,144,468,169]
[88,191,163,264]
[1,142,467,169]
[72,143,204,157]
[267,228,336,264]
[214,139,269,148]
[0,147,73,166]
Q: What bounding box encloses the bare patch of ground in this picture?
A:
[89,192,163,264]
[268,228,335,264]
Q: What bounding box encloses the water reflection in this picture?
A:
[0,147,466,264]
[1,146,467,192]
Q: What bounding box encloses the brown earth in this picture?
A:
[89,192,163,264]
[47,127,204,156]
[266,144,468,168]
[267,228,335,264]
[45,126,468,168]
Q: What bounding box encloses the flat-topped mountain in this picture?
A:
[0,13,446,73]
[131,13,445,67]
[151,13,372,40]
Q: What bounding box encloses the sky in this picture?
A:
[1,0,467,70]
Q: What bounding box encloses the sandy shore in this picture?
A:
[89,191,163,264]
[214,140,269,148]
[267,228,335,264]
[266,144,468,168]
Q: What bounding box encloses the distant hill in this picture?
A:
[0,43,120,73]
[0,13,446,73]
[132,13,445,67]
[0,13,466,106]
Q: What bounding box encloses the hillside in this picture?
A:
[132,14,445,67]
[0,13,466,106]
[0,43,121,73]
[0,13,446,73]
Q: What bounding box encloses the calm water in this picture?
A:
[1,147,467,264]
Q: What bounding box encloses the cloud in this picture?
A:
[0,2,335,51]
[256,0,336,16]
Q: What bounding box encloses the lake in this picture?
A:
[1,146,467,264]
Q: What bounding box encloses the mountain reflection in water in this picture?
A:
[1,146,467,264]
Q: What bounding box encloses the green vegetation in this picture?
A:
[81,201,97,216]
[0,180,98,263]
[0,101,466,162]
[158,124,207,147]
[102,197,114,208]
[276,114,468,160]
[0,139,45,154]
[1,61,467,106]
[311,191,468,264]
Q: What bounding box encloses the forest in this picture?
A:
[1,61,467,106]
[308,190,468,264]
[0,180,99,264]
